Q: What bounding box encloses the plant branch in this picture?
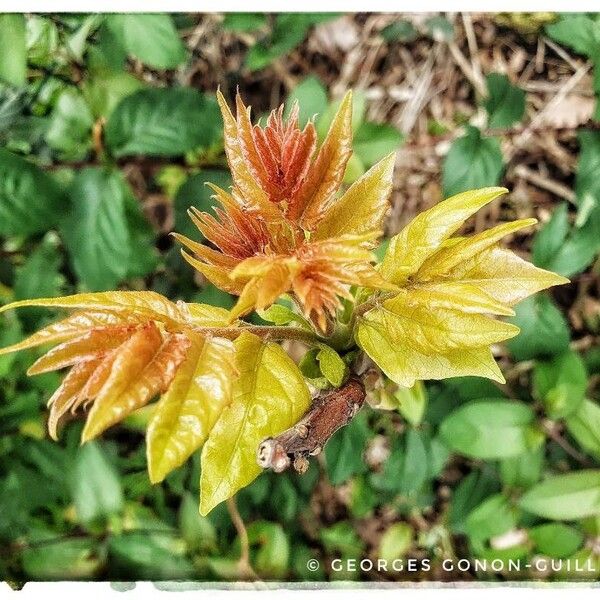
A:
[226,496,259,582]
[194,324,319,345]
[257,375,366,474]
[542,420,593,467]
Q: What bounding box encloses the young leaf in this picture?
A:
[316,345,348,387]
[442,126,504,197]
[313,152,395,240]
[520,470,600,520]
[146,334,236,483]
[484,73,525,129]
[199,332,310,515]
[380,187,508,284]
[440,400,536,459]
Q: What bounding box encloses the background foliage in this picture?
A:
[1,12,600,584]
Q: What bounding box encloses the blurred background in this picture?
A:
[0,12,600,584]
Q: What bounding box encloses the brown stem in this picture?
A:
[542,421,593,467]
[194,325,319,345]
[257,375,366,474]
[226,496,259,582]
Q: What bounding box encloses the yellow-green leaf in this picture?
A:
[379,187,508,284]
[444,246,570,306]
[313,152,395,240]
[0,291,189,329]
[356,316,504,387]
[146,334,236,483]
[182,303,231,327]
[368,289,520,355]
[199,331,310,515]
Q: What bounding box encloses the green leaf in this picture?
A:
[507,295,570,361]
[520,470,600,520]
[22,538,101,580]
[45,89,94,161]
[223,13,268,32]
[26,16,58,67]
[378,523,413,562]
[108,533,196,579]
[70,441,123,525]
[316,345,348,387]
[257,303,312,330]
[324,411,370,485]
[380,20,418,43]
[106,14,186,69]
[285,76,328,127]
[425,15,455,41]
[442,126,504,197]
[530,523,584,558]
[566,399,600,460]
[353,122,403,169]
[440,400,535,459]
[178,492,217,553]
[247,521,290,579]
[320,521,365,556]
[199,332,311,515]
[500,447,544,490]
[0,148,65,237]
[105,88,221,158]
[545,15,600,58]
[83,72,144,120]
[174,170,232,241]
[484,73,525,129]
[61,167,130,291]
[465,493,517,542]
[532,203,570,270]
[449,468,500,532]
[0,14,26,86]
[123,190,159,279]
[396,381,427,427]
[533,350,587,419]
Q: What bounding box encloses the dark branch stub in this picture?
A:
[257,376,366,474]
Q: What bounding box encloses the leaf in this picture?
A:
[545,15,600,58]
[199,331,310,515]
[294,91,353,228]
[533,350,587,419]
[316,345,348,387]
[178,492,217,553]
[22,538,101,580]
[223,13,267,32]
[396,380,427,426]
[313,152,395,240]
[449,468,500,532]
[566,399,600,460]
[357,315,504,388]
[465,494,516,542]
[0,148,66,237]
[106,14,186,69]
[108,533,196,580]
[70,441,123,524]
[147,334,236,483]
[520,470,600,520]
[353,122,403,169]
[45,89,94,161]
[484,73,526,129]
[61,168,130,291]
[105,88,221,157]
[532,203,570,269]
[324,411,370,485]
[285,76,328,127]
[83,71,144,120]
[507,295,570,361]
[378,523,413,562]
[380,20,418,42]
[247,521,290,579]
[174,170,232,241]
[257,303,312,330]
[81,325,189,441]
[500,446,544,489]
[440,400,536,459]
[0,291,199,331]
[380,187,508,284]
[530,523,584,559]
[442,126,504,197]
[0,14,26,86]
